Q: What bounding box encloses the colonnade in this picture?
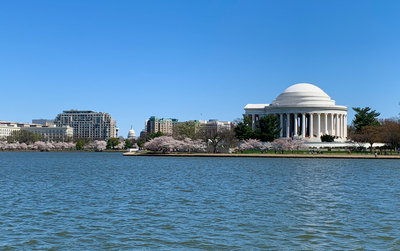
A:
[248,112,347,140]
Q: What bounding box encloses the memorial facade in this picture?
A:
[244,83,348,141]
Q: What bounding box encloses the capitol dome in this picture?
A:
[271,83,335,107]
[127,126,136,140]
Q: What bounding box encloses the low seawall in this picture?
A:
[123,152,400,159]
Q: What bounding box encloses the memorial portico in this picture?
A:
[244,83,348,142]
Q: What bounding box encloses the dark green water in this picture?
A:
[1,152,400,250]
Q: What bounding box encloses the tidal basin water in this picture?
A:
[1,152,400,250]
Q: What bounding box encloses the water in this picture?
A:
[1,152,400,250]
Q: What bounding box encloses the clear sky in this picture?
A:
[1,0,400,137]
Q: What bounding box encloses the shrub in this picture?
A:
[321,134,335,142]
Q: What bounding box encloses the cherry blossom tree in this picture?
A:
[68,142,76,149]
[292,140,306,153]
[272,139,291,153]
[93,140,107,151]
[145,136,183,153]
[45,142,55,150]
[261,142,273,152]
[116,140,126,150]
[0,141,6,150]
[54,142,64,149]
[238,139,263,151]
[33,141,46,150]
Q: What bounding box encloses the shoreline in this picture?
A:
[123,152,400,159]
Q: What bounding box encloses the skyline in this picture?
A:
[1,1,400,136]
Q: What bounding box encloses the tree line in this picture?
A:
[349,107,400,151]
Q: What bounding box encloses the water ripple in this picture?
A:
[1,153,400,249]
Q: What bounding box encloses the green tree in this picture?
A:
[352,107,380,133]
[174,121,198,139]
[7,130,40,144]
[125,139,133,149]
[147,131,165,141]
[107,138,120,149]
[137,141,144,149]
[320,134,335,142]
[234,115,254,140]
[76,139,85,150]
[254,114,281,142]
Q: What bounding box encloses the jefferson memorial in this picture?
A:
[244,83,348,142]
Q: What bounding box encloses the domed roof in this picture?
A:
[127,126,136,139]
[271,83,335,107]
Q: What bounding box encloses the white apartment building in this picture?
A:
[54,110,117,140]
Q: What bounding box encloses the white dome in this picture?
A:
[271,83,335,107]
[127,126,136,139]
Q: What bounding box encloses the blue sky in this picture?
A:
[1,0,400,137]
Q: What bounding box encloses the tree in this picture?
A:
[144,136,178,153]
[7,130,40,144]
[238,139,263,152]
[137,141,144,149]
[234,115,254,140]
[272,139,290,153]
[92,140,107,151]
[352,107,380,133]
[107,138,120,150]
[351,125,381,152]
[255,114,281,142]
[76,139,85,150]
[199,126,236,153]
[320,134,335,142]
[379,118,400,151]
[147,131,165,141]
[125,139,133,149]
[174,121,198,140]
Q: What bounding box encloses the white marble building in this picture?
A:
[244,83,348,142]
[127,126,137,140]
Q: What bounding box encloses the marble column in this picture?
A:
[251,114,255,131]
[331,113,334,135]
[324,113,328,135]
[317,113,321,138]
[309,113,313,138]
[335,114,339,137]
[344,115,347,138]
[301,113,306,138]
[279,114,283,138]
[342,114,345,139]
[286,113,290,138]
[294,113,298,137]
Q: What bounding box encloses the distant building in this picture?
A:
[139,130,147,140]
[24,125,73,142]
[0,121,41,128]
[145,116,178,136]
[198,119,235,136]
[54,110,117,140]
[127,126,136,140]
[0,121,73,141]
[32,119,54,126]
[0,124,20,140]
